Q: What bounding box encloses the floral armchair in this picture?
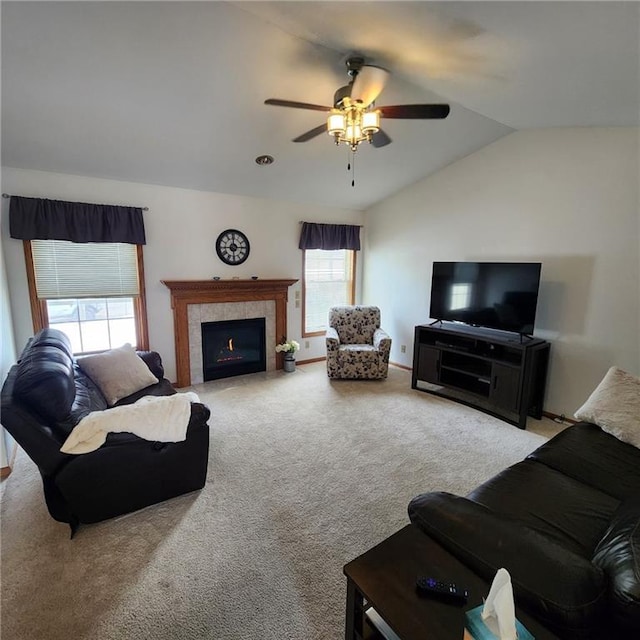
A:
[326,306,392,379]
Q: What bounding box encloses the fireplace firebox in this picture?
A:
[201,317,266,381]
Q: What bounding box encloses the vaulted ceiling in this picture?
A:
[2,2,638,210]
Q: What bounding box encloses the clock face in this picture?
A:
[215,229,250,265]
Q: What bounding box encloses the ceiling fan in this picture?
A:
[264,56,450,152]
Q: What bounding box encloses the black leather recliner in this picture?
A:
[408,422,640,638]
[1,328,211,535]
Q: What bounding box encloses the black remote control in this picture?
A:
[416,576,469,605]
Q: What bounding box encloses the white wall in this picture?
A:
[1,238,17,467]
[1,168,364,381]
[4,129,638,417]
[363,128,639,416]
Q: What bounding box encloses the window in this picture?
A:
[303,249,356,335]
[26,239,148,354]
[46,297,136,354]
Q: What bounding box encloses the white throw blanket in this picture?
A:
[60,392,200,455]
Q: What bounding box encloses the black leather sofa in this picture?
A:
[1,328,211,535]
[408,422,640,638]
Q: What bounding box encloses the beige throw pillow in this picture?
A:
[78,344,159,406]
[574,367,640,448]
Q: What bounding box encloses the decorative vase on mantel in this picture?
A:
[283,353,296,373]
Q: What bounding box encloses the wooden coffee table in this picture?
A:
[344,524,559,640]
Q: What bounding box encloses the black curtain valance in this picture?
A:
[9,196,146,244]
[298,222,361,251]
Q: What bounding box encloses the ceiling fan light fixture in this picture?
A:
[327,111,346,136]
[361,110,380,135]
[345,122,362,141]
[327,102,379,149]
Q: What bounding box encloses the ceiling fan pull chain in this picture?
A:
[351,149,356,187]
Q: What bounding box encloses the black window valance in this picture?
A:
[298,222,360,251]
[9,196,146,244]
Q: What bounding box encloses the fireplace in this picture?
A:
[161,279,297,387]
[202,317,266,381]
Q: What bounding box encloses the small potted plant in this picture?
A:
[275,339,300,372]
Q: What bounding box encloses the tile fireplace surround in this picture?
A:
[162,279,298,387]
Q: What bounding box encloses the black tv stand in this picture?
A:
[411,324,550,429]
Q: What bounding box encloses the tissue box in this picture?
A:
[464,605,534,640]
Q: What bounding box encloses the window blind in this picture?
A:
[304,249,354,333]
[31,240,140,299]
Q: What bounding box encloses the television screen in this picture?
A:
[429,262,542,335]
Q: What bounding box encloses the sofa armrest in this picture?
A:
[0,401,69,476]
[188,401,211,429]
[592,500,640,630]
[136,350,165,380]
[408,491,607,637]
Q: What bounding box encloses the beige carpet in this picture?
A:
[1,363,563,639]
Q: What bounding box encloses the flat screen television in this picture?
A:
[429,262,542,335]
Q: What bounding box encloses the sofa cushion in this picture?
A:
[574,367,640,448]
[528,422,640,501]
[77,344,159,405]
[468,459,620,557]
[53,366,110,438]
[592,500,640,631]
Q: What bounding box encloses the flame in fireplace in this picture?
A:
[216,335,243,363]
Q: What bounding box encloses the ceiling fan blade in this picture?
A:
[379,104,450,119]
[371,129,392,148]
[265,98,330,112]
[350,65,390,107]
[292,124,327,143]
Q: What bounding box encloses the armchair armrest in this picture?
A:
[373,328,391,358]
[408,491,606,637]
[326,327,340,354]
[373,327,390,346]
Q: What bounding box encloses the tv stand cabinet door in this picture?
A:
[490,363,520,415]
[417,345,440,384]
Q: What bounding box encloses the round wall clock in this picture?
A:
[215,229,250,265]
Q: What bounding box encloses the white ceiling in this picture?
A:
[2,1,638,211]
